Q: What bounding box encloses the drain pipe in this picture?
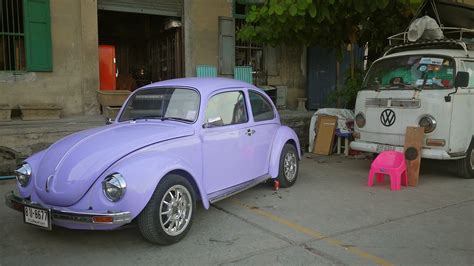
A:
[0,176,15,180]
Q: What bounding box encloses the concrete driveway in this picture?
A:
[1,156,473,265]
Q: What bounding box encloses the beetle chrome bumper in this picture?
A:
[5,191,132,225]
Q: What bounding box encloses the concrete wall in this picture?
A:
[183,0,233,77]
[0,0,100,116]
[268,45,307,110]
[183,0,306,109]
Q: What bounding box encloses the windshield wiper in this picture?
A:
[391,83,421,91]
[161,116,193,122]
[425,83,445,89]
[131,115,162,121]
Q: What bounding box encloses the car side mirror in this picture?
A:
[454,71,469,88]
[105,118,114,125]
[202,116,223,128]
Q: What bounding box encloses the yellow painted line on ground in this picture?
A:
[232,199,395,266]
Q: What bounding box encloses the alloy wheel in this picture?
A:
[159,185,193,236]
[284,152,297,182]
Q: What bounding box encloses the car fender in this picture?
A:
[86,150,209,220]
[268,126,301,178]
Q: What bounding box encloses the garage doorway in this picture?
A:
[98,10,183,91]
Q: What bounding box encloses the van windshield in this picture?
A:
[363,55,455,90]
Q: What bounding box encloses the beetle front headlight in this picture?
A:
[15,163,32,187]
[102,173,126,202]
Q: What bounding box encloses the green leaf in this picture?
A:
[306,0,313,3]
[268,6,275,15]
[377,0,389,9]
[275,5,284,15]
[246,12,257,23]
[354,0,365,13]
[328,0,335,5]
[289,5,298,16]
[297,0,308,10]
[308,4,317,18]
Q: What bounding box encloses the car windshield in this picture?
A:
[119,87,200,122]
[363,55,455,90]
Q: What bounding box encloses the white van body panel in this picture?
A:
[351,49,474,160]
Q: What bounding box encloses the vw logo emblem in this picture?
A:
[380,109,396,127]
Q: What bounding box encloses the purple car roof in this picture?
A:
[141,77,260,96]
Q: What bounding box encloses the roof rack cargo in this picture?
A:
[385,27,474,56]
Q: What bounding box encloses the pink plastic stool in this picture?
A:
[368,151,408,190]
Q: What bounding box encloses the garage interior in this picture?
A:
[97,9,183,91]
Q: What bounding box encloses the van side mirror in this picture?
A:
[105,118,114,125]
[454,71,469,88]
[445,71,470,102]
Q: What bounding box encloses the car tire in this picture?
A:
[276,143,299,188]
[457,139,474,179]
[137,174,196,245]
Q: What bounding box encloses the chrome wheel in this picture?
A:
[284,152,297,182]
[159,185,192,236]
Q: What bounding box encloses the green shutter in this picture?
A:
[218,16,235,75]
[24,0,52,72]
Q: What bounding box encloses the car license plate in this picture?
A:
[376,144,396,153]
[24,206,51,230]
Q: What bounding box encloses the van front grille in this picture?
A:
[365,98,420,108]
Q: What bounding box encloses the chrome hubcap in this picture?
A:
[284,152,297,182]
[159,185,192,236]
[470,149,474,170]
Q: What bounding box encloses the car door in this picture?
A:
[201,90,255,194]
[247,90,279,177]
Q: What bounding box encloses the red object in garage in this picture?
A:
[99,45,117,90]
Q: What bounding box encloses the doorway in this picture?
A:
[98,10,183,91]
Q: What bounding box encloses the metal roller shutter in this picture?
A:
[97,0,183,17]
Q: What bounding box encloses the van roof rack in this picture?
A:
[385,27,474,56]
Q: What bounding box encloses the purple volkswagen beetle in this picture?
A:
[6,78,300,245]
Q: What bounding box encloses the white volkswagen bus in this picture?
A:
[350,30,473,178]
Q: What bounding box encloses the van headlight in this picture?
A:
[15,163,32,187]
[102,173,126,202]
[355,112,366,128]
[419,115,436,133]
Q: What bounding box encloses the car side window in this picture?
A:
[204,91,248,127]
[461,61,474,88]
[249,91,275,122]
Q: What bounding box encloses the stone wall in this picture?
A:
[268,45,307,110]
[279,110,313,153]
[0,0,100,117]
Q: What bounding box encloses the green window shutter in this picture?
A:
[24,0,52,72]
[218,16,235,75]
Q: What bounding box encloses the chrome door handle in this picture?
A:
[246,129,255,136]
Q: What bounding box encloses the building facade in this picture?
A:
[0,0,307,117]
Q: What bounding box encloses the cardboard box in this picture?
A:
[313,115,338,155]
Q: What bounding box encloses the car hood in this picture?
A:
[34,122,194,207]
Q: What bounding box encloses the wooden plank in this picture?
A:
[404,127,425,186]
[313,115,337,155]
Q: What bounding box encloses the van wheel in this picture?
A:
[457,140,474,179]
